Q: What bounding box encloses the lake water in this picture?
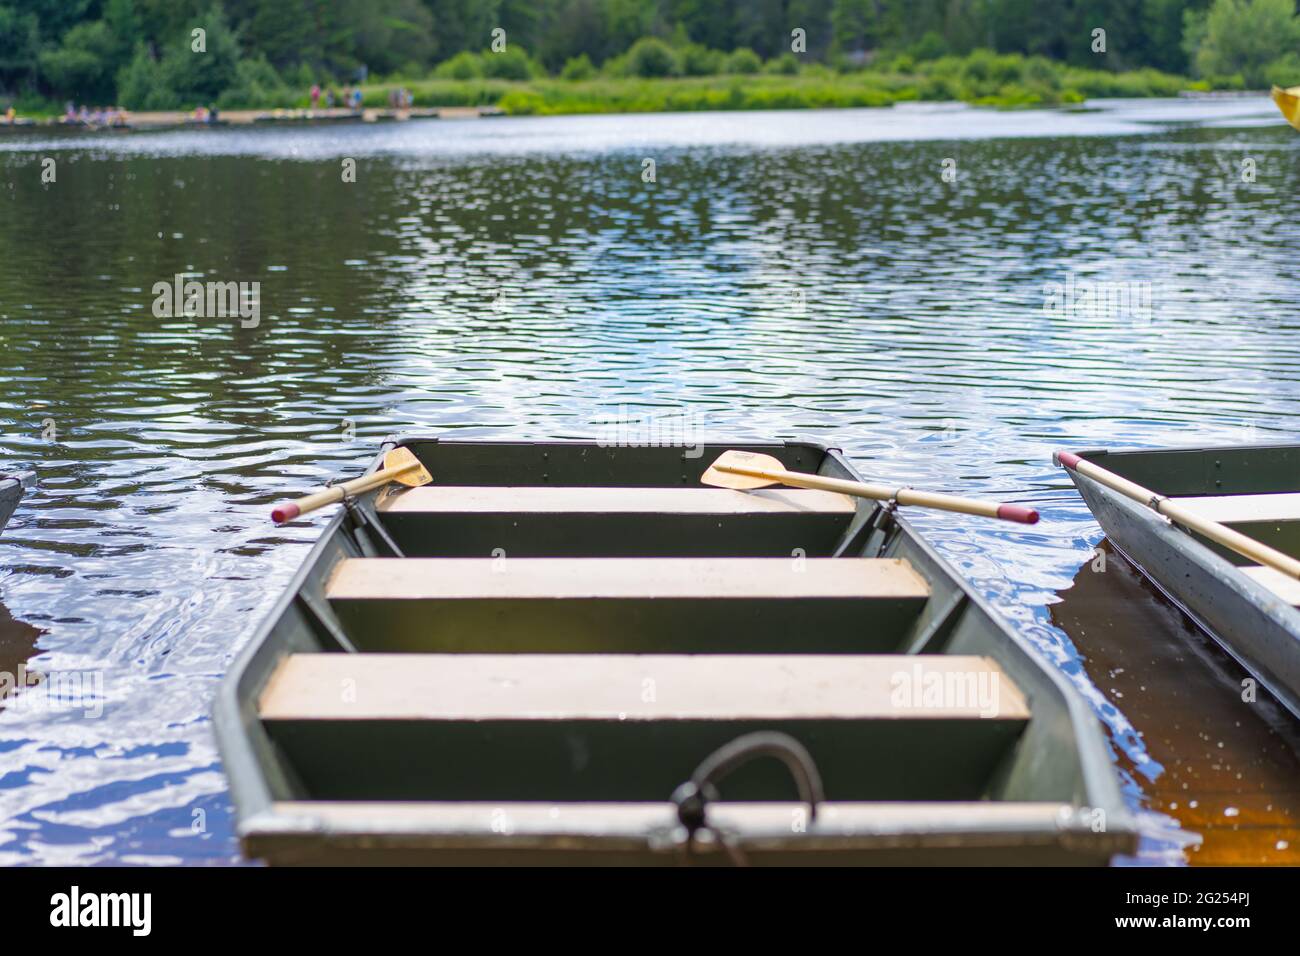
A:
[0,96,1296,865]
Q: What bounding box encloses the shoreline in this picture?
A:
[0,105,503,133]
[3,92,1274,136]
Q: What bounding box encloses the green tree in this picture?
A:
[117,43,178,108]
[538,0,611,68]
[832,0,880,54]
[39,21,119,102]
[0,4,41,88]
[341,0,436,75]
[1192,0,1300,85]
[1142,0,1195,72]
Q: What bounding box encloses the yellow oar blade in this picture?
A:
[700,450,786,489]
[384,447,433,487]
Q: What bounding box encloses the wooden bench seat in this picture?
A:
[260,654,1026,802]
[1173,492,1300,524]
[373,486,858,557]
[378,486,856,516]
[324,557,931,653]
[260,653,1024,721]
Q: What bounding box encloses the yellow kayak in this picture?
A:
[1273,85,1300,131]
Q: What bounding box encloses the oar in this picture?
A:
[702,450,1039,524]
[1056,451,1300,580]
[271,447,432,524]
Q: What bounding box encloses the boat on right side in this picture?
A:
[1273,85,1300,131]
[1057,443,1300,720]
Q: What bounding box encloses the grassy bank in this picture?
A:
[9,52,1236,121]
[350,57,1207,116]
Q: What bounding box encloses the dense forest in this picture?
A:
[1,0,1297,110]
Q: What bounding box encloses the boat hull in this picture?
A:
[1068,445,1300,720]
[1273,85,1300,131]
[216,438,1135,865]
[0,472,33,535]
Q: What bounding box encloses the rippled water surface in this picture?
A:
[0,97,1297,865]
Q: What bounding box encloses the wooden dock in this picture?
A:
[0,105,504,134]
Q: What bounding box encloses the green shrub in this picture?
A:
[116,45,179,110]
[724,47,762,74]
[434,51,483,80]
[560,54,595,80]
[481,46,537,80]
[289,63,315,89]
[678,43,722,76]
[216,55,286,109]
[1023,56,1060,91]
[625,37,679,77]
[918,74,960,100]
[765,52,800,75]
[498,89,546,114]
[909,31,948,62]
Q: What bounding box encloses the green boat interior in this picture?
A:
[219,438,1132,864]
[1079,444,1300,604]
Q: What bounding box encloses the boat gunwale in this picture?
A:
[240,800,1136,863]
[214,434,1135,861]
[1073,441,1300,497]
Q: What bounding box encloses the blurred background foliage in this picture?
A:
[0,0,1296,112]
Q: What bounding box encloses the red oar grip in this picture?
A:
[1055,451,1082,469]
[997,504,1040,524]
[271,502,301,524]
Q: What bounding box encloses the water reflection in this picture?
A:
[0,100,1297,863]
[1054,542,1300,865]
[0,598,42,698]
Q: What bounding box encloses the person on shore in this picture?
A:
[4,106,14,124]
[310,83,321,109]
[352,88,363,110]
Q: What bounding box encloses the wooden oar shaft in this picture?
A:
[1057,452,1300,581]
[272,460,421,523]
[715,464,1039,523]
